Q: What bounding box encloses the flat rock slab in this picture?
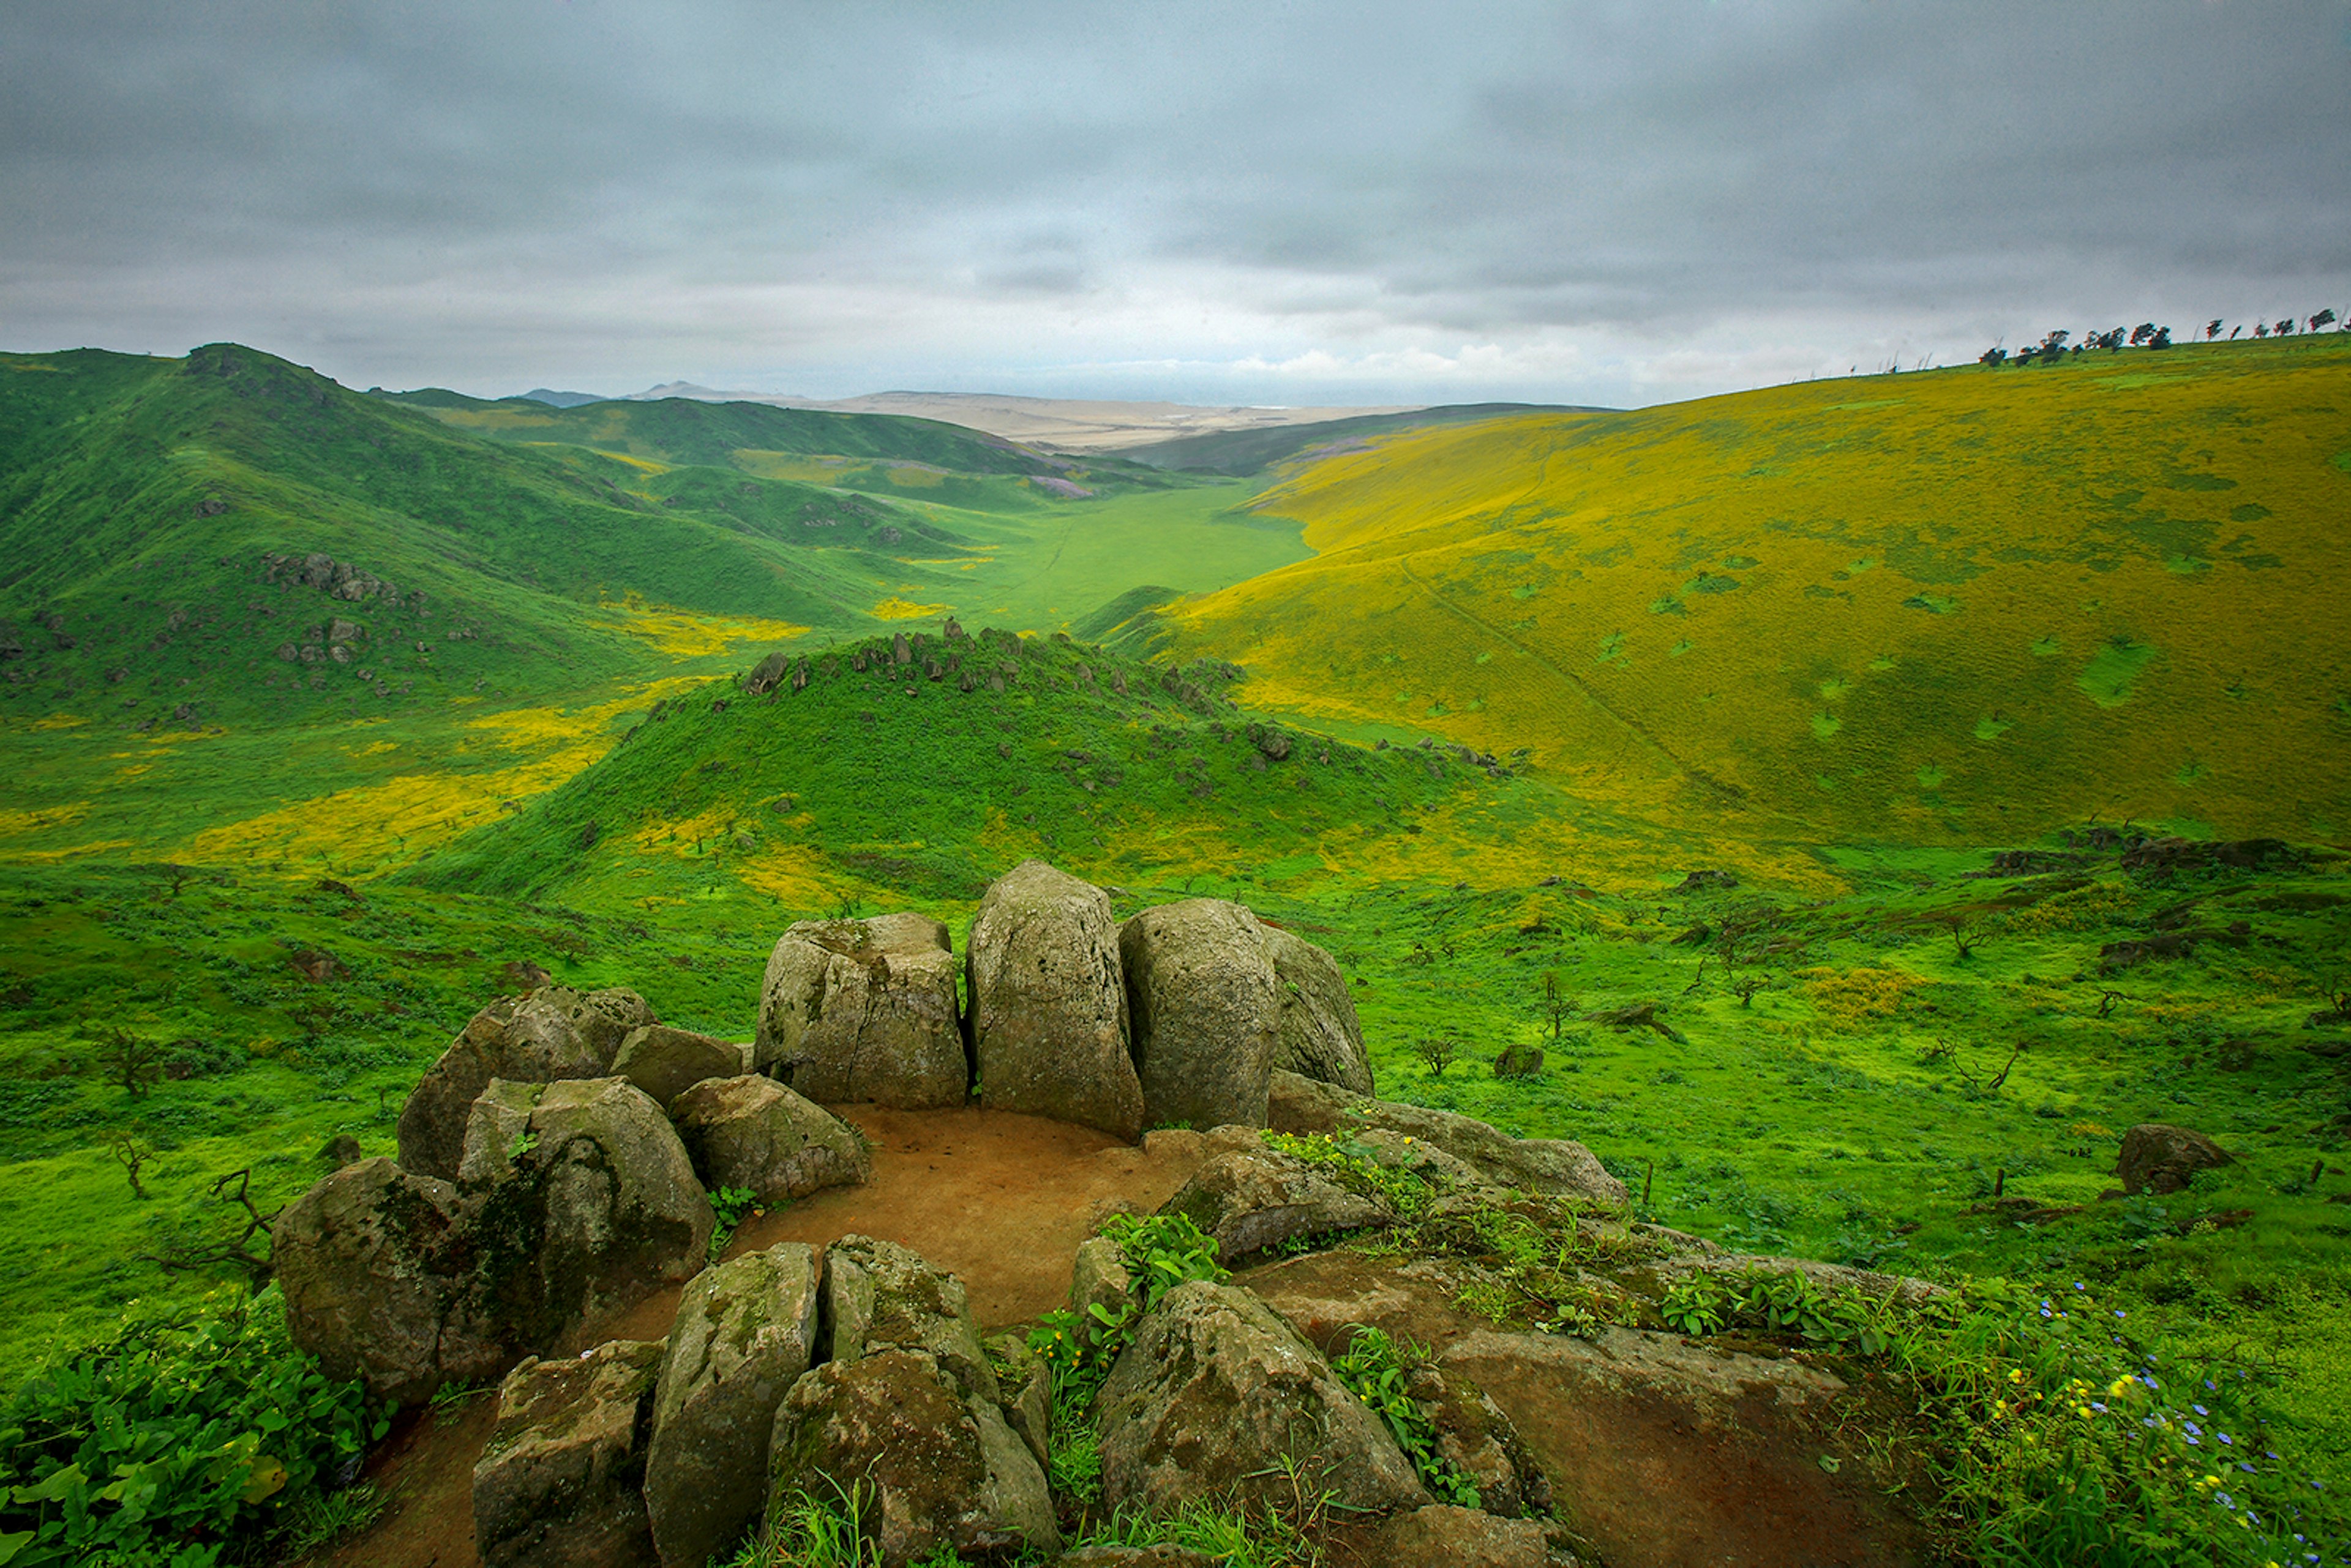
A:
[1269,1070,1627,1207]
[1242,1250,1927,1568]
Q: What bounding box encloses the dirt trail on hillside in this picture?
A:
[303,1105,1208,1568]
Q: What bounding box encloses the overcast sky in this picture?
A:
[4,1,2347,408]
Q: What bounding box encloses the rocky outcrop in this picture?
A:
[986,1331,1054,1472]
[1362,1504,1549,1568]
[770,1236,1056,1564]
[1261,925,1374,1095]
[610,1025,742,1109]
[271,1158,504,1405]
[669,1074,870,1202]
[460,1078,714,1348]
[1158,1140,1391,1262]
[1095,1280,1426,1517]
[644,1244,820,1568]
[770,1349,1057,1567]
[472,1338,664,1568]
[2117,1122,2233,1195]
[966,860,1144,1141]
[1120,899,1281,1131]
[399,987,657,1180]
[1269,1070,1627,1207]
[756,913,967,1108]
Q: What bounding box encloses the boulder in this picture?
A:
[1119,900,1281,1131]
[1260,925,1374,1095]
[472,1338,664,1568]
[1053,1550,1219,1568]
[1069,1235,1134,1327]
[1269,1070,1627,1207]
[271,1158,503,1405]
[1362,1505,1548,1568]
[755,913,967,1108]
[1157,1142,1391,1263]
[461,1078,714,1349]
[967,860,1144,1141]
[610,1025,743,1109]
[987,1331,1054,1472]
[1403,1366,1551,1520]
[643,1244,820,1568]
[669,1074,870,1202]
[821,1234,997,1404]
[2118,1122,2233,1195]
[770,1348,1058,1566]
[1095,1279,1426,1517]
[399,987,657,1180]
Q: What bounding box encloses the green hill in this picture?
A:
[1111,402,1603,476]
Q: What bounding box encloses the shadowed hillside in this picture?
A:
[1161,336,2351,843]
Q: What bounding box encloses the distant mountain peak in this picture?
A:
[518,388,609,408]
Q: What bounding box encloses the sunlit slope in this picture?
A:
[1164,337,2351,841]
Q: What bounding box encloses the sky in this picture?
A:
[4,1,2347,410]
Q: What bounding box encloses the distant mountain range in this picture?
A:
[513,383,1439,453]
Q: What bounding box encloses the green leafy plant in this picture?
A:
[1328,1325,1481,1509]
[708,1184,759,1263]
[0,1289,384,1568]
[1660,1272,1732,1336]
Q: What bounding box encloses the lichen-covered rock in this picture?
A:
[462,1078,714,1349]
[1269,1070,1627,1207]
[2117,1122,2233,1195]
[643,1244,820,1568]
[1157,1143,1390,1262]
[399,987,657,1180]
[1119,900,1281,1131]
[1363,1504,1549,1568]
[610,1025,743,1109]
[472,1338,664,1568]
[1260,925,1373,1095]
[967,860,1144,1141]
[1095,1280,1426,1517]
[770,1349,1058,1567]
[669,1074,869,1202]
[1403,1365,1551,1520]
[755,913,967,1108]
[822,1234,998,1405]
[1052,1549,1220,1568]
[271,1158,503,1405]
[1069,1235,1134,1324]
[986,1331,1053,1472]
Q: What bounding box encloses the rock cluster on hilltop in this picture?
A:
[285,858,1948,1567]
[756,857,1376,1139]
[274,987,866,1406]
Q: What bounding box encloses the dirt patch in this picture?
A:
[1242,1249,1929,1568]
[304,1104,1207,1568]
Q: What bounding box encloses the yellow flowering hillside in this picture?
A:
[1164,337,2351,842]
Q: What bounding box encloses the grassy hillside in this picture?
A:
[1112,401,1601,476]
[1163,336,2351,844]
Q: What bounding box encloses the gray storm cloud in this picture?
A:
[2,0,2345,405]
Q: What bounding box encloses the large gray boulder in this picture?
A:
[272,1158,504,1405]
[643,1244,820,1568]
[460,1078,714,1348]
[820,1234,997,1405]
[1157,1141,1392,1263]
[1269,1070,1627,1207]
[1095,1280,1427,1517]
[967,860,1144,1141]
[611,1024,743,1109]
[756,912,967,1108]
[769,1348,1058,1567]
[472,1338,664,1568]
[1260,925,1374,1095]
[1119,900,1281,1131]
[399,987,657,1180]
[669,1074,870,1202]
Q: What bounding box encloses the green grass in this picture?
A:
[1,336,2348,1564]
